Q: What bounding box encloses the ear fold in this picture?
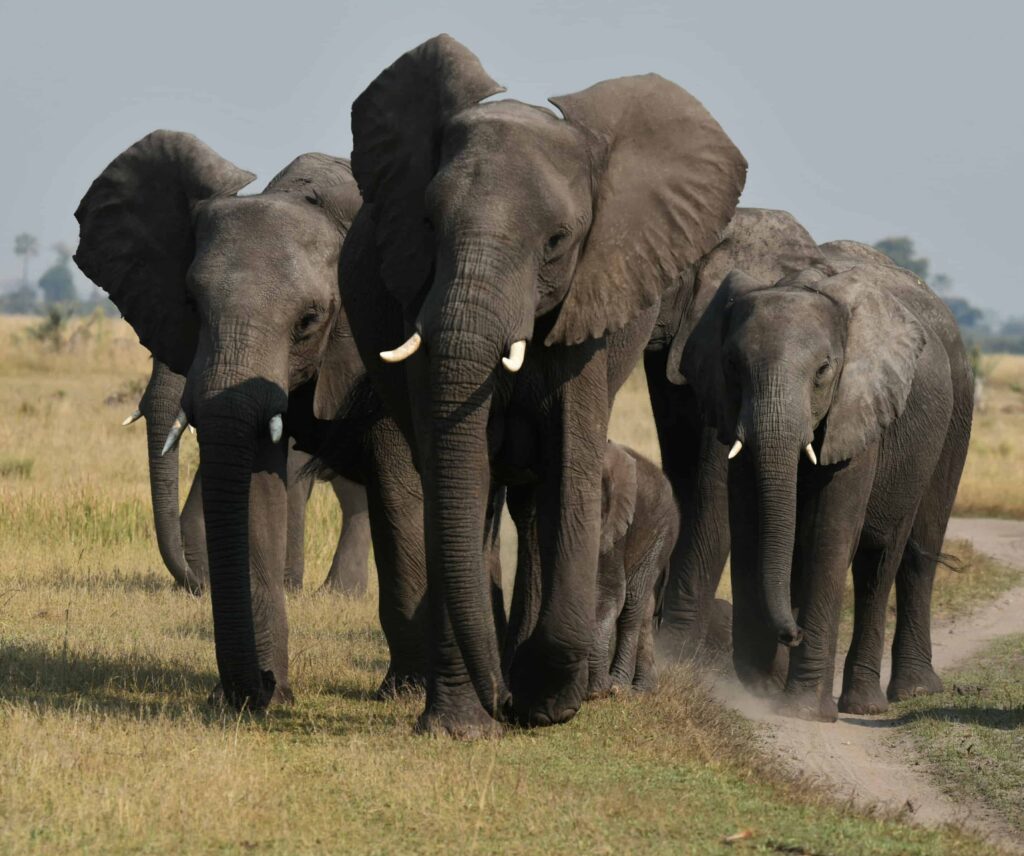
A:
[601,443,638,553]
[74,131,254,374]
[350,34,504,313]
[818,266,927,464]
[544,74,747,346]
[680,270,763,439]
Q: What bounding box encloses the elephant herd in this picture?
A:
[73,35,972,736]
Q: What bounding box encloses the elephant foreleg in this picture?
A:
[322,476,371,596]
[284,441,315,592]
[180,468,209,588]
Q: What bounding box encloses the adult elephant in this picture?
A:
[645,209,831,665]
[328,35,746,733]
[76,137,428,709]
[680,250,972,720]
[124,359,372,595]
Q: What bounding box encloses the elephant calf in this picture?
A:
[588,442,679,698]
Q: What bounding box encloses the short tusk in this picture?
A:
[160,409,188,457]
[804,443,818,465]
[269,414,283,444]
[122,409,142,427]
[728,440,743,460]
[501,340,526,373]
[188,425,196,436]
[379,332,422,364]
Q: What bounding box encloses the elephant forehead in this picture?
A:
[731,290,839,357]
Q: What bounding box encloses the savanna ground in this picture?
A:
[0,314,1021,854]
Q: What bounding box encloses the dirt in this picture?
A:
[714,517,1024,852]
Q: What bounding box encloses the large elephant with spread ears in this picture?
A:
[75,137,428,709]
[328,35,746,733]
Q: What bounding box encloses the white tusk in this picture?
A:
[804,443,818,465]
[728,440,743,460]
[269,414,283,444]
[379,332,422,364]
[501,340,526,373]
[161,409,188,457]
[122,409,142,427]
[188,425,196,435]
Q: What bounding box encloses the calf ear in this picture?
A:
[545,74,746,346]
[74,131,254,374]
[350,34,504,314]
[681,270,762,439]
[601,444,638,553]
[818,266,927,464]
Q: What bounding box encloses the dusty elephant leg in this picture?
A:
[180,468,209,588]
[632,605,658,693]
[727,461,785,695]
[321,476,371,596]
[362,418,429,699]
[646,354,730,664]
[284,441,314,592]
[247,439,292,704]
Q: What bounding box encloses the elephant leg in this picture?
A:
[361,417,429,700]
[503,483,542,680]
[485,486,507,644]
[646,352,730,664]
[613,535,667,692]
[587,551,625,699]
[632,605,657,693]
[321,476,371,596]
[837,527,909,715]
[284,441,314,592]
[783,455,876,722]
[728,460,785,695]
[180,468,209,588]
[247,439,292,704]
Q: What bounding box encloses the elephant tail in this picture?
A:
[906,538,968,575]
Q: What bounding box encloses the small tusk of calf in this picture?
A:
[501,340,526,373]
[728,440,743,460]
[269,414,283,444]
[804,443,818,465]
[379,332,422,363]
[160,409,188,457]
[188,425,196,436]
[122,409,142,427]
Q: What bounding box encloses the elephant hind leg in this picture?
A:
[321,476,371,596]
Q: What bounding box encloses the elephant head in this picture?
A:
[75,133,361,709]
[682,266,926,645]
[329,35,745,716]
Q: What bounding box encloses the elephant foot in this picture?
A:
[586,674,613,701]
[415,684,504,740]
[735,666,785,698]
[888,665,943,702]
[206,677,291,711]
[375,669,427,700]
[775,688,838,723]
[838,681,889,715]
[509,642,589,727]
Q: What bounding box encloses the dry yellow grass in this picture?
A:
[0,315,1000,854]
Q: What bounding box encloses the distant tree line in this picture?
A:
[1,234,117,317]
[872,236,1023,354]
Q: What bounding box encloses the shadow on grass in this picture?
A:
[0,639,412,735]
[843,703,1024,732]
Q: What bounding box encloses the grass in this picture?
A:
[0,313,1010,854]
[897,635,1024,836]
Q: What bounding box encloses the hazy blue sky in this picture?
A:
[1,1,1020,314]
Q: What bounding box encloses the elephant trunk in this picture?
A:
[749,398,804,647]
[141,361,204,594]
[196,390,275,710]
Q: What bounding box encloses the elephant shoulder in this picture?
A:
[818,240,896,273]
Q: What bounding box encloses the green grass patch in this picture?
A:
[0,458,33,479]
[897,635,1024,837]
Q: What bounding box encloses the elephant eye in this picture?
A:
[295,308,322,337]
[815,359,831,380]
[545,231,568,257]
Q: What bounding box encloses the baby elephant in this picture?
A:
[588,441,680,698]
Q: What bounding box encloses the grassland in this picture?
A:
[898,634,1024,837]
[0,314,1016,853]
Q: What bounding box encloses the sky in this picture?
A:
[1,0,1020,315]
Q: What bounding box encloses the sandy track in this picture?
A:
[715,517,1024,851]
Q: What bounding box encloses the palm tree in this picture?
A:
[14,233,39,286]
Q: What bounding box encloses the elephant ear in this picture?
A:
[74,130,255,374]
[350,34,505,313]
[817,266,927,465]
[545,74,747,346]
[680,270,763,439]
[264,153,362,236]
[601,443,638,554]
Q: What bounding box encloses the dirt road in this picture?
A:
[716,517,1024,851]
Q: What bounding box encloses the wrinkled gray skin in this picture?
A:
[587,442,678,698]
[681,250,973,721]
[645,208,832,664]
[134,359,372,595]
[334,35,746,734]
[76,137,428,710]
